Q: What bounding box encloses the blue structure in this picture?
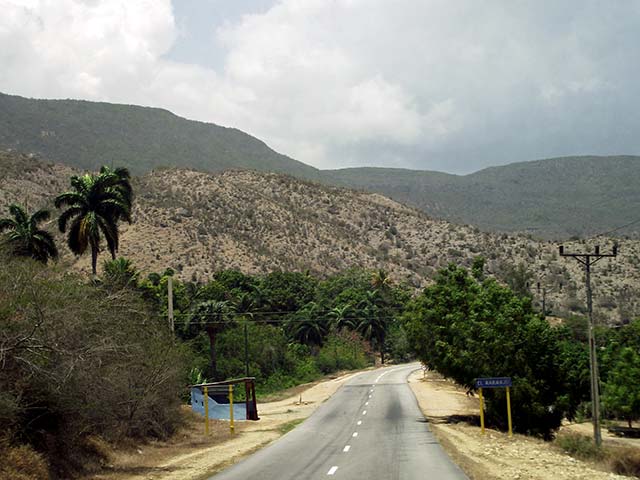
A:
[191,387,248,421]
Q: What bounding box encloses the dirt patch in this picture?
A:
[407,369,629,480]
[87,370,364,480]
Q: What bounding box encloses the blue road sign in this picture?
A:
[476,377,512,388]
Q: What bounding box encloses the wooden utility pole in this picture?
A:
[559,244,617,447]
[168,276,174,334]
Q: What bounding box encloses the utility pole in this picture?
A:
[559,244,617,447]
[244,322,250,377]
[535,280,562,317]
[168,276,174,334]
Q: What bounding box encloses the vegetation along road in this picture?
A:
[211,363,466,480]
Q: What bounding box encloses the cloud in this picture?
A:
[1,0,639,172]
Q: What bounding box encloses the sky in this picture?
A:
[1,0,639,174]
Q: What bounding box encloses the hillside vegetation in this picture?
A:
[327,155,640,239]
[2,93,640,239]
[2,151,640,324]
[0,92,320,179]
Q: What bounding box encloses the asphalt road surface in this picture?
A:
[211,363,467,479]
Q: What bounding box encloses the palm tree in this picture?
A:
[103,257,139,289]
[286,302,327,346]
[99,165,133,220]
[55,170,132,276]
[190,300,232,380]
[0,204,58,263]
[328,304,354,331]
[356,290,389,364]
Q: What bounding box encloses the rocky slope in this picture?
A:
[1,151,639,324]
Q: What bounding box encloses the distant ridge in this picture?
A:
[0,92,321,179]
[327,156,640,239]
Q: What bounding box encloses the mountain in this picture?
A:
[0,92,321,179]
[327,156,640,239]
[3,92,640,240]
[1,150,639,324]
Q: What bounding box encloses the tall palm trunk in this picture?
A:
[206,325,218,380]
[91,247,98,276]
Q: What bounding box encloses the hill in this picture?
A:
[327,156,640,239]
[0,92,321,179]
[4,93,640,240]
[2,150,640,324]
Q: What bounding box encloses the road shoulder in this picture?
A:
[88,370,366,480]
[407,369,627,480]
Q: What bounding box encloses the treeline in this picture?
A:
[403,259,640,439]
[135,265,411,393]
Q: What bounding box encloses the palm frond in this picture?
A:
[30,209,51,227]
[8,204,28,224]
[58,206,84,233]
[0,218,17,233]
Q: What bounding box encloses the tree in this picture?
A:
[403,263,582,438]
[356,290,389,364]
[0,204,58,263]
[189,300,232,380]
[286,302,327,346]
[55,169,132,276]
[603,347,640,427]
[328,304,354,330]
[503,262,533,298]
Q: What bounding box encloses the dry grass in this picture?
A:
[611,447,640,477]
[0,442,50,480]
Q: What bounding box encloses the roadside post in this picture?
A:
[475,377,513,437]
[204,386,209,435]
[229,385,235,434]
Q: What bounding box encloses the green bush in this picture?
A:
[403,264,585,438]
[554,433,606,461]
[316,330,369,374]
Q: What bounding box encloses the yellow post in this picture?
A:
[506,386,513,437]
[479,387,485,435]
[204,386,209,435]
[229,385,235,434]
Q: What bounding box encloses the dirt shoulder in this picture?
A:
[407,369,629,480]
[89,370,364,480]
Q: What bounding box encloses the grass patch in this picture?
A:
[555,432,640,477]
[278,419,304,435]
[611,447,640,477]
[554,433,608,461]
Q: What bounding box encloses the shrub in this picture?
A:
[316,330,369,374]
[554,433,606,461]
[0,441,50,480]
[0,253,188,476]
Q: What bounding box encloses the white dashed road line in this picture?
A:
[343,445,351,452]
[327,466,338,475]
[352,432,358,437]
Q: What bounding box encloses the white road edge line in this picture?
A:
[328,466,339,475]
[343,445,351,452]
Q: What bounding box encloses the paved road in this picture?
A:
[211,363,467,479]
